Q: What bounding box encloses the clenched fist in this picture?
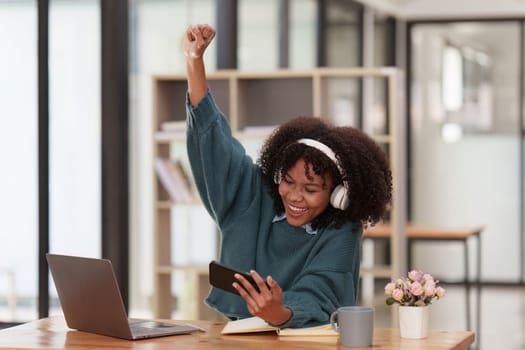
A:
[183,24,216,59]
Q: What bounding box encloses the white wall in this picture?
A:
[410,24,522,282]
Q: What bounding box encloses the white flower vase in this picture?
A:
[398,305,430,339]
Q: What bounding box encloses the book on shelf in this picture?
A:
[221,316,337,341]
[162,120,186,132]
[173,160,194,197]
[153,121,188,142]
[155,130,185,142]
[155,158,194,204]
[238,125,278,138]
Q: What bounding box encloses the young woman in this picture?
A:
[183,24,392,328]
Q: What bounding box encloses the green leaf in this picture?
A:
[414,300,426,307]
[386,297,395,306]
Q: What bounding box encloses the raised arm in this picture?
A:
[183,24,216,106]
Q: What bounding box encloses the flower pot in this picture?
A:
[398,305,429,339]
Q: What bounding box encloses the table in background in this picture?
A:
[0,316,475,350]
[364,225,483,338]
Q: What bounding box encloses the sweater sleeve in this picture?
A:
[185,89,262,228]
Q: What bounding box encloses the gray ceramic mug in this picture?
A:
[330,306,374,347]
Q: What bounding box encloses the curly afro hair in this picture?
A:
[257,116,392,230]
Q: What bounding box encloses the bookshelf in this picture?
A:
[152,67,407,320]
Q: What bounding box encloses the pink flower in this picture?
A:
[410,281,424,296]
[436,286,446,298]
[392,288,404,302]
[408,270,423,282]
[423,280,436,297]
[423,273,434,282]
[395,278,406,289]
[384,282,396,295]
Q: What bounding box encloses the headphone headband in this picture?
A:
[296,138,344,176]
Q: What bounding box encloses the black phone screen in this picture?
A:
[208,261,265,295]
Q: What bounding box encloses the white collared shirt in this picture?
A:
[272,213,318,235]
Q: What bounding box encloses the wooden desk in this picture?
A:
[0,316,474,350]
[363,225,483,340]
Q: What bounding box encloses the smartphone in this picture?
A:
[208,261,268,295]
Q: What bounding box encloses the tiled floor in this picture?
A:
[371,285,525,350]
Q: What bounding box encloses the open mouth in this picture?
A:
[287,204,309,216]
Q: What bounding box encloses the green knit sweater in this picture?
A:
[186,90,362,328]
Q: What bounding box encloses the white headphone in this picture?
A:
[274,138,350,210]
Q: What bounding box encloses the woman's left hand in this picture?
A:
[233,270,292,326]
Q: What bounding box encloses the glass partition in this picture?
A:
[239,0,278,70]
[48,0,101,315]
[0,0,38,323]
[410,22,521,284]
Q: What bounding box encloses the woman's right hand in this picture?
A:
[183,24,216,60]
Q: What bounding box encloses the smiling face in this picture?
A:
[278,159,333,227]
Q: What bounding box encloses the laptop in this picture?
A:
[46,253,203,340]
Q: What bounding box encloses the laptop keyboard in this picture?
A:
[128,318,202,338]
[130,319,181,329]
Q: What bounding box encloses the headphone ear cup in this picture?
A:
[330,185,349,210]
[274,169,282,184]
